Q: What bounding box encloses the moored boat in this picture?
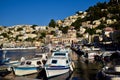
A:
[12,53,48,76]
[45,56,73,78]
[51,51,69,58]
[12,58,44,76]
[96,51,120,80]
[0,50,10,65]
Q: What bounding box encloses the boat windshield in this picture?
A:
[37,61,41,65]
[54,53,66,56]
[51,60,57,64]
[26,61,31,65]
[66,60,68,64]
[34,55,42,58]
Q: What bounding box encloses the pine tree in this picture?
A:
[110,0,120,4]
[48,19,56,28]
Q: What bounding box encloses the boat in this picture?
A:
[52,45,71,53]
[96,51,120,80]
[0,50,19,77]
[5,60,20,67]
[45,57,73,78]
[45,50,73,78]
[12,58,44,76]
[97,65,120,80]
[0,50,10,65]
[34,53,48,60]
[1,47,37,50]
[83,51,97,63]
[51,51,69,58]
[51,46,61,52]
[59,47,71,53]
[12,53,48,76]
[0,65,12,77]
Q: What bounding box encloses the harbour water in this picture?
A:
[0,48,103,80]
[0,49,48,80]
[2,49,42,60]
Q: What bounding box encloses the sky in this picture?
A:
[0,0,109,26]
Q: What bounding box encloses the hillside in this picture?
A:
[49,0,119,39]
[54,0,120,31]
[0,0,120,47]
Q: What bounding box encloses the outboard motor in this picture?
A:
[20,57,26,62]
[0,50,9,65]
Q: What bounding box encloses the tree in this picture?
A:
[25,37,33,42]
[85,28,96,43]
[15,35,19,41]
[50,31,56,36]
[49,19,56,28]
[76,33,83,37]
[96,2,107,9]
[40,32,46,39]
[109,0,120,5]
[85,2,109,21]
[109,22,120,30]
[59,26,69,34]
[32,31,37,34]
[0,33,9,38]
[31,24,38,29]
[0,27,3,31]
[71,17,82,31]
[8,31,13,35]
[17,27,23,31]
[85,28,96,35]
[96,24,106,29]
[76,11,83,15]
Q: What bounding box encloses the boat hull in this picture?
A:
[45,66,70,78]
[0,65,12,77]
[13,66,41,76]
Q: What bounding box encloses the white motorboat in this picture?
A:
[45,56,73,78]
[12,58,44,76]
[51,51,69,58]
[34,53,48,61]
[12,53,48,76]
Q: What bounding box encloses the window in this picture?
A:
[54,53,66,56]
[66,60,68,64]
[26,61,31,65]
[35,55,42,58]
[42,60,47,65]
[21,62,25,65]
[37,61,41,65]
[52,60,57,64]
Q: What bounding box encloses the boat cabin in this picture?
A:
[34,54,48,60]
[20,59,44,67]
[46,57,70,67]
[52,52,69,58]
